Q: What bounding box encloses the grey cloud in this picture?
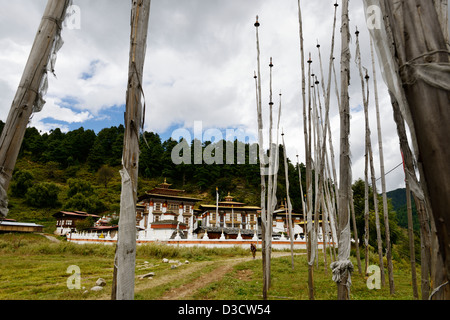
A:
[1,0,429,192]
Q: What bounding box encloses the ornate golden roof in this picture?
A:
[224,192,234,201]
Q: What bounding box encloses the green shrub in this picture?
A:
[135,244,249,261]
[10,170,34,197]
[0,234,116,257]
[63,193,107,215]
[25,182,61,208]
[66,179,93,198]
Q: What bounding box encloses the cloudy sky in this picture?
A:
[2,0,444,193]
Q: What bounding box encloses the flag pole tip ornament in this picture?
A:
[254,16,260,27]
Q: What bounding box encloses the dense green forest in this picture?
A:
[386,188,419,232]
[0,120,418,261]
[0,120,303,223]
[1,120,305,211]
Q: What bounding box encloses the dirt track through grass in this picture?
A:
[157,252,304,300]
[159,258,247,300]
[97,252,303,300]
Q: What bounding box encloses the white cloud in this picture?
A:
[2,0,439,192]
[29,96,93,134]
[31,97,93,123]
[31,121,70,134]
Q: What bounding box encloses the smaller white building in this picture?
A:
[53,211,100,236]
[272,204,305,238]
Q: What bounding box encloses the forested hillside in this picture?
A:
[0,121,305,228]
[386,188,419,232]
[0,121,417,260]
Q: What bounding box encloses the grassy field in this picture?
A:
[190,255,418,300]
[0,233,419,300]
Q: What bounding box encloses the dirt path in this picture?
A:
[98,259,216,300]
[38,233,61,243]
[159,257,248,300]
[135,260,216,295]
[159,252,304,300]
[98,251,304,300]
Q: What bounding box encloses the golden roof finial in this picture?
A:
[160,177,171,188]
[225,192,234,202]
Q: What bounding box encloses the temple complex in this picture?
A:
[66,179,331,249]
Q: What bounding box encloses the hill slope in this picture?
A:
[387,188,419,231]
[2,121,419,237]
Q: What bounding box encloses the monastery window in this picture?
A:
[155,203,161,211]
[249,214,255,222]
[154,215,160,222]
[184,216,190,225]
[211,212,216,221]
[226,213,231,221]
[185,205,192,213]
[168,203,178,211]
